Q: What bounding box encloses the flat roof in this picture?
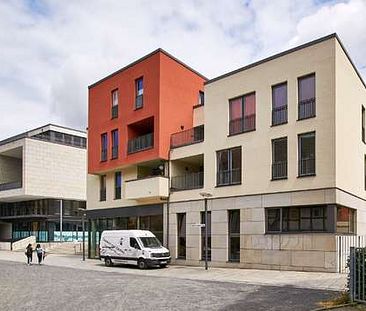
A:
[88,48,208,89]
[0,123,86,147]
[205,33,366,89]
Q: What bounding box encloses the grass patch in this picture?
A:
[318,291,350,308]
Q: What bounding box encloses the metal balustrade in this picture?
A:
[127,133,153,154]
[216,169,241,186]
[272,106,288,125]
[299,158,315,176]
[0,181,22,191]
[229,114,256,135]
[171,172,204,191]
[298,98,316,119]
[170,125,204,148]
[272,161,287,179]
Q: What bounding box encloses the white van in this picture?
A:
[99,230,170,269]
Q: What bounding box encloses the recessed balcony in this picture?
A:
[170,125,204,149]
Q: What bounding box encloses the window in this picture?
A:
[130,237,140,249]
[101,133,108,162]
[337,206,356,234]
[201,211,211,261]
[135,77,143,109]
[111,89,118,119]
[298,132,315,176]
[114,171,121,200]
[266,206,327,233]
[272,137,287,179]
[217,147,241,186]
[198,91,204,106]
[272,83,287,125]
[111,129,118,159]
[298,74,315,120]
[177,213,186,259]
[100,175,106,201]
[362,106,365,143]
[228,210,240,262]
[229,93,256,135]
[365,155,366,191]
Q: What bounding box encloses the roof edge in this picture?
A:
[88,48,208,89]
[205,33,340,86]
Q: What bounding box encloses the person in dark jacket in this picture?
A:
[25,243,33,265]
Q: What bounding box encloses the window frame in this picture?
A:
[111,89,119,119]
[298,73,316,120]
[111,129,119,160]
[135,77,144,110]
[216,146,242,187]
[177,213,186,260]
[114,171,122,200]
[298,131,316,177]
[271,82,288,126]
[100,133,108,162]
[228,92,256,135]
[362,106,365,143]
[271,137,288,180]
[99,175,106,202]
[228,209,240,262]
[200,211,211,261]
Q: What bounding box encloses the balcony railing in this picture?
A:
[272,161,288,179]
[135,95,143,109]
[170,125,204,149]
[111,105,118,119]
[101,149,107,162]
[171,172,204,191]
[217,169,241,186]
[229,114,256,135]
[298,98,316,120]
[100,189,106,201]
[299,158,315,176]
[272,106,288,125]
[0,181,22,192]
[127,133,153,154]
[111,146,118,159]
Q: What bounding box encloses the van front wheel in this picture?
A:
[138,259,146,269]
[105,257,113,267]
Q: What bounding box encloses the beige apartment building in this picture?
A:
[87,34,366,272]
[168,34,366,272]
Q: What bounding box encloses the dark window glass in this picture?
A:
[229,93,256,135]
[298,74,316,119]
[111,89,118,119]
[298,132,315,176]
[199,91,204,106]
[228,210,240,262]
[100,175,106,201]
[272,138,287,179]
[177,213,186,259]
[280,206,326,232]
[337,206,356,234]
[135,77,144,109]
[266,208,281,232]
[111,129,118,159]
[201,211,211,261]
[272,83,288,125]
[114,171,121,200]
[217,147,241,186]
[101,133,108,162]
[130,237,140,249]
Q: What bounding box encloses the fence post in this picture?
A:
[350,247,355,302]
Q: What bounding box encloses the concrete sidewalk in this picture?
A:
[0,250,346,291]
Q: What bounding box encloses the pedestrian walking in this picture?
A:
[25,243,33,265]
[35,244,44,265]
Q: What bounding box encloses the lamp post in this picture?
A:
[199,192,212,271]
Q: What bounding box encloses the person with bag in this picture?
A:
[25,243,33,265]
[35,243,44,265]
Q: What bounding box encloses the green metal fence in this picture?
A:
[349,247,366,303]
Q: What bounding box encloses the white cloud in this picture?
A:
[0,0,365,140]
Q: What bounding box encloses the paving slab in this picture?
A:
[0,250,346,291]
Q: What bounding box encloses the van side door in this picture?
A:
[127,237,141,261]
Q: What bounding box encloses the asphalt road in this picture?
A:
[0,260,337,311]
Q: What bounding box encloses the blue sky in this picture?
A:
[0,0,365,139]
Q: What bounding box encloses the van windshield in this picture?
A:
[139,237,162,248]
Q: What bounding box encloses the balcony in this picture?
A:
[125,176,169,200]
[127,133,153,154]
[298,98,316,120]
[272,161,287,180]
[217,169,241,186]
[299,158,315,176]
[171,172,203,191]
[272,106,288,126]
[171,125,204,149]
[0,181,22,192]
[229,114,256,135]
